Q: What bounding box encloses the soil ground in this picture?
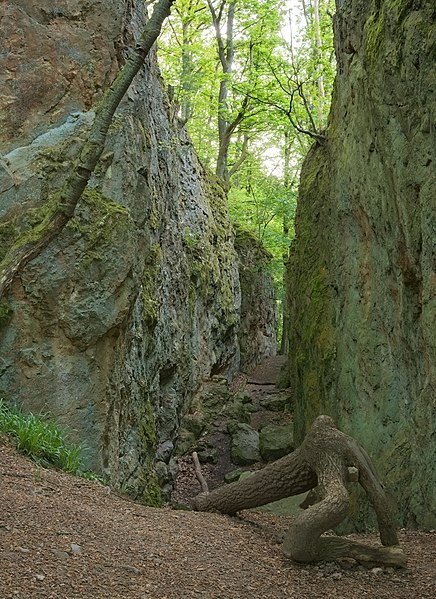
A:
[1,357,435,599]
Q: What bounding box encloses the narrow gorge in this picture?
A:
[0,0,434,536]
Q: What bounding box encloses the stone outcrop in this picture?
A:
[259,423,294,462]
[286,0,435,528]
[235,227,277,371]
[228,422,260,466]
[0,1,276,501]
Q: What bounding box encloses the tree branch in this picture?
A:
[207,0,227,70]
[192,451,210,494]
[228,132,249,178]
[0,0,175,299]
[192,416,405,567]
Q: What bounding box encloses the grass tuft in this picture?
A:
[0,399,105,482]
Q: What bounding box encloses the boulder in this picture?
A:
[229,423,260,466]
[259,423,294,461]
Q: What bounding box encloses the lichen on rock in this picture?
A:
[0,0,278,504]
[285,0,436,529]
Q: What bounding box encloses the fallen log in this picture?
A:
[191,415,406,567]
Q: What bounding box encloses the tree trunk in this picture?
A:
[312,0,325,127]
[192,446,317,514]
[0,0,175,299]
[192,415,406,567]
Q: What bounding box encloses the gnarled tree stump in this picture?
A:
[191,415,406,567]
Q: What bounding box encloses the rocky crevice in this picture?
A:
[0,0,277,501]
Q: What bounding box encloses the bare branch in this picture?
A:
[192,452,209,494]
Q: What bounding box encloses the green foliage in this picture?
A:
[0,399,103,481]
[159,0,285,170]
[0,300,13,329]
[229,153,297,292]
[0,399,81,470]
[158,0,336,336]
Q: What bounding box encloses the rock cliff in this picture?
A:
[286,0,435,528]
[235,227,277,371]
[0,0,276,501]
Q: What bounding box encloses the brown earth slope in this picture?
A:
[1,441,436,599]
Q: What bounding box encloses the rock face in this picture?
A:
[286,0,435,528]
[0,1,276,501]
[235,227,277,371]
[229,423,260,466]
[259,423,294,462]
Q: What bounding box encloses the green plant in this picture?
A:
[0,400,103,481]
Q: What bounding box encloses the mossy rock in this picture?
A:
[234,390,252,404]
[175,428,196,456]
[183,413,206,438]
[259,393,289,412]
[197,447,218,464]
[224,398,250,423]
[259,423,294,462]
[229,423,260,466]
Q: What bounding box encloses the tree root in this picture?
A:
[191,415,406,567]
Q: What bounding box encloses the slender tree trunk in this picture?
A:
[280,130,292,355]
[216,78,231,183]
[313,0,325,127]
[216,0,236,186]
[0,0,175,299]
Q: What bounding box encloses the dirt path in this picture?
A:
[2,357,436,598]
[1,442,436,599]
[245,355,287,385]
[173,355,291,502]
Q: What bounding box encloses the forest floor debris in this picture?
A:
[2,357,435,598]
[1,442,436,598]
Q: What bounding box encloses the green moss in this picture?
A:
[140,400,157,447]
[233,223,259,246]
[141,458,162,507]
[138,401,161,507]
[390,0,414,22]
[182,227,202,250]
[137,121,152,151]
[178,171,239,327]
[0,300,13,329]
[0,221,19,263]
[68,188,132,267]
[1,187,131,278]
[34,137,82,174]
[365,6,386,65]
[148,200,163,232]
[289,142,337,444]
[0,192,60,273]
[364,0,413,67]
[142,244,162,326]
